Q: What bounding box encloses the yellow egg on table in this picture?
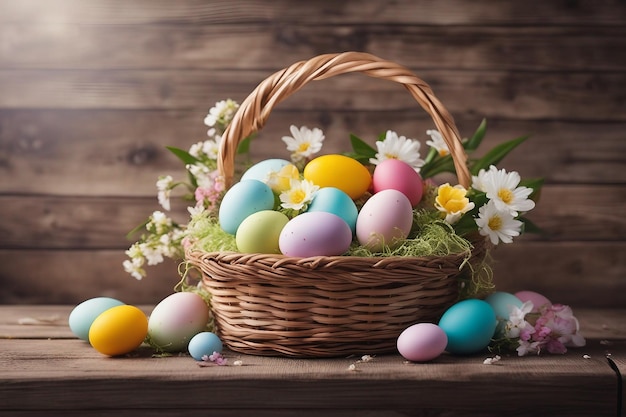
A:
[88,305,148,356]
[303,154,371,199]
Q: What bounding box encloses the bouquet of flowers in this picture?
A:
[125,98,585,356]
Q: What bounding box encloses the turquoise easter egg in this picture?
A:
[218,179,275,235]
[438,299,497,355]
[306,187,358,234]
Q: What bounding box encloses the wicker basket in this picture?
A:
[186,52,489,357]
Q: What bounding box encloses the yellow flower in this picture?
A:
[435,183,475,224]
[266,164,300,192]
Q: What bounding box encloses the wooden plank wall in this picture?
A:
[0,0,624,307]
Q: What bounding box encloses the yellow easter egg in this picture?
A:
[89,305,148,356]
[303,154,371,199]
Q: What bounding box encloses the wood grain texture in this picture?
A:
[0,306,623,417]
[2,24,624,71]
[1,0,624,25]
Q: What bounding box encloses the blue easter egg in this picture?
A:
[188,332,224,361]
[306,187,358,234]
[485,291,524,337]
[68,297,125,341]
[219,179,275,234]
[241,159,291,182]
[438,299,497,355]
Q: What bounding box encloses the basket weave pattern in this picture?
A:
[187,52,487,357]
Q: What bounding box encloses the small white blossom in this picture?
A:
[156,175,174,211]
[204,99,239,132]
[369,130,424,171]
[505,301,534,339]
[475,200,523,245]
[123,260,145,280]
[483,355,501,365]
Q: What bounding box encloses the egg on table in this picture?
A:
[438,299,497,355]
[88,305,148,356]
[68,297,125,341]
[147,292,211,352]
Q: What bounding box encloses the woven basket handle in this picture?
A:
[218,51,470,189]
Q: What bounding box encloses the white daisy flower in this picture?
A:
[281,125,325,163]
[369,130,424,171]
[475,200,523,245]
[472,165,536,216]
[279,179,319,211]
[425,129,449,156]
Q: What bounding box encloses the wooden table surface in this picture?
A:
[1,305,624,417]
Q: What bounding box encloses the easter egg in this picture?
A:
[89,305,148,356]
[68,297,125,341]
[219,179,275,234]
[515,290,552,312]
[356,189,414,252]
[306,187,358,234]
[438,299,497,355]
[236,210,290,253]
[372,158,424,206]
[148,292,211,352]
[303,154,371,199]
[279,211,353,257]
[241,158,291,182]
[485,291,523,337]
[397,323,448,362]
[188,332,224,361]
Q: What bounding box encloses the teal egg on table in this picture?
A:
[218,179,275,234]
[188,332,223,361]
[438,299,497,355]
[241,158,291,182]
[68,297,125,341]
[306,187,359,234]
[485,291,523,336]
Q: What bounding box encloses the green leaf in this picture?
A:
[519,216,544,235]
[236,134,255,154]
[470,135,529,175]
[464,118,487,152]
[420,154,455,179]
[126,218,150,240]
[520,177,545,201]
[166,146,201,165]
[350,134,377,159]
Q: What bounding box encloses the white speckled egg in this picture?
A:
[356,189,413,252]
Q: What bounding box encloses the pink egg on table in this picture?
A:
[515,290,552,312]
[397,323,448,362]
